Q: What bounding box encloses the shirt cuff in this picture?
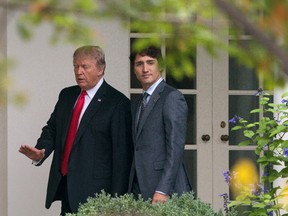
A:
[32,160,41,166]
[155,191,167,195]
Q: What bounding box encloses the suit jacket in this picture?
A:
[128,80,191,200]
[35,80,133,212]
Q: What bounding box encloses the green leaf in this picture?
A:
[269,125,287,137]
[231,125,242,131]
[281,140,288,147]
[228,200,243,207]
[268,103,277,107]
[268,174,279,182]
[255,146,262,155]
[257,156,279,163]
[280,167,288,178]
[260,98,270,105]
[270,139,282,150]
[266,108,276,113]
[239,119,248,124]
[252,203,266,208]
[257,137,271,146]
[247,123,256,128]
[17,20,33,40]
[244,130,255,138]
[250,109,262,113]
[238,140,251,146]
[282,92,288,98]
[73,0,98,12]
[264,194,271,199]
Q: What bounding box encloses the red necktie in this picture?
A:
[61,90,86,176]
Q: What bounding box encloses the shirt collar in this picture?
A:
[85,78,104,99]
[144,77,163,95]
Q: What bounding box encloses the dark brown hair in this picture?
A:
[129,46,164,69]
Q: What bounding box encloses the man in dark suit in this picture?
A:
[19,46,133,215]
[128,46,191,204]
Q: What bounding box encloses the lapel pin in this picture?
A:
[98,98,102,102]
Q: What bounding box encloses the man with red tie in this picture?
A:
[19,46,133,215]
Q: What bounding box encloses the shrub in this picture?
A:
[67,191,238,216]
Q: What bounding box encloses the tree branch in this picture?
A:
[213,0,288,75]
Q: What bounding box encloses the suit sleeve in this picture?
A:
[110,97,133,195]
[34,90,64,165]
[156,90,188,194]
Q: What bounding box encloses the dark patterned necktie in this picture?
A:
[137,92,149,131]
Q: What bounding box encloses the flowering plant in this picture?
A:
[224,89,288,216]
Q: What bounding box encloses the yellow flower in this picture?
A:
[277,185,288,210]
[230,158,259,198]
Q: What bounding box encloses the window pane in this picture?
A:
[130,65,142,89]
[185,95,196,144]
[229,40,258,90]
[166,40,196,89]
[229,95,274,146]
[229,95,259,146]
[166,72,197,89]
[184,150,197,197]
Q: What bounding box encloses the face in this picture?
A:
[134,54,162,90]
[73,56,104,90]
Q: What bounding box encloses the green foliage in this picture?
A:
[16,5,95,45]
[4,0,288,87]
[228,90,288,215]
[67,191,238,216]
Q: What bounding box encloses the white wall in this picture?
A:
[0,6,8,216]
[6,13,129,216]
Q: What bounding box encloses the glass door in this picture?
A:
[212,20,273,211]
[129,14,271,213]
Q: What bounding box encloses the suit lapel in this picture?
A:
[136,81,166,138]
[73,81,108,147]
[61,87,81,149]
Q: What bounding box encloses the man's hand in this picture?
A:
[152,192,168,204]
[19,145,45,161]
